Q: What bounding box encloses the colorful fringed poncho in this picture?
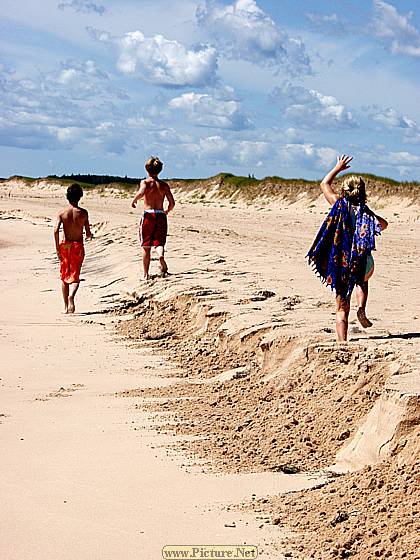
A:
[307,197,381,300]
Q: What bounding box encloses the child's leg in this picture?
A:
[356,282,373,328]
[155,245,168,275]
[68,282,79,313]
[61,281,69,313]
[336,296,350,342]
[336,310,349,341]
[142,247,151,280]
[356,281,369,309]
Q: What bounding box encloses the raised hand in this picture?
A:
[320,154,353,205]
[335,154,353,173]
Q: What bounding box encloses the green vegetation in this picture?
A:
[219,173,259,186]
[263,175,314,185]
[350,172,420,188]
[9,175,37,184]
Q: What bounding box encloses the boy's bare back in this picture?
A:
[58,206,90,242]
[140,177,171,211]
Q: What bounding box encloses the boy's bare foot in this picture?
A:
[159,257,168,277]
[143,274,149,282]
[68,297,75,314]
[357,307,372,328]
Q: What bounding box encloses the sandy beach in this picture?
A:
[1,180,419,559]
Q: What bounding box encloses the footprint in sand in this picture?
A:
[36,384,85,401]
[91,221,108,235]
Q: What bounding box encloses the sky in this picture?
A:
[1,0,420,180]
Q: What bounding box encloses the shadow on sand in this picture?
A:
[352,332,420,342]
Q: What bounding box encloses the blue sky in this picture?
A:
[1,0,420,180]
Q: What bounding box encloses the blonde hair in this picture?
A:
[341,175,366,204]
[145,156,163,175]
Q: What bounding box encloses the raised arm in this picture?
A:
[54,212,62,259]
[84,210,93,240]
[165,184,175,214]
[131,180,147,208]
[321,154,353,205]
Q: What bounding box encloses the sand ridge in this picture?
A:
[115,298,417,475]
[243,428,420,559]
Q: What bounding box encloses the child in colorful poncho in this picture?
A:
[307,155,388,342]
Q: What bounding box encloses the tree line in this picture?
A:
[47,173,141,185]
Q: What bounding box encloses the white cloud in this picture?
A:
[283,127,305,144]
[197,135,229,157]
[278,143,338,171]
[272,83,356,129]
[181,133,339,174]
[305,12,346,35]
[0,63,131,153]
[184,134,271,167]
[197,0,311,76]
[90,28,218,87]
[372,0,420,57]
[168,91,253,130]
[54,126,85,144]
[57,68,78,85]
[55,60,113,95]
[153,128,192,144]
[357,147,420,179]
[371,107,414,128]
[58,0,106,16]
[0,118,56,150]
[365,105,420,144]
[235,140,268,165]
[404,128,420,145]
[376,150,420,166]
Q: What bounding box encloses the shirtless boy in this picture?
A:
[54,183,92,313]
[131,156,175,280]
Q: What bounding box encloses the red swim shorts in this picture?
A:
[139,212,167,247]
[59,241,85,283]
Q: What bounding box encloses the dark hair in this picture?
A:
[66,183,83,203]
